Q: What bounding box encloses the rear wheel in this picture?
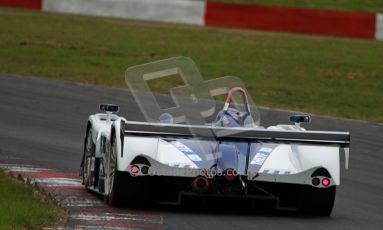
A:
[297,185,336,216]
[108,135,125,206]
[108,136,153,207]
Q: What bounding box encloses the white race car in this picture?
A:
[80,57,350,216]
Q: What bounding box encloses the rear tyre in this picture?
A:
[297,185,336,216]
[108,135,125,206]
[108,135,153,207]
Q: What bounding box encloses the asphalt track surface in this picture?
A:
[0,73,382,230]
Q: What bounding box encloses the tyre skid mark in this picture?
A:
[0,161,162,229]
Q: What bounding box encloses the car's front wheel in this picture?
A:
[82,128,94,187]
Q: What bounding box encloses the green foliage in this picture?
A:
[213,0,383,12]
[0,171,66,229]
[1,8,383,122]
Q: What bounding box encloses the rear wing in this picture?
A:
[124,121,350,148]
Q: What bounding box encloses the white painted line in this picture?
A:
[70,213,163,224]
[376,13,383,41]
[43,0,206,25]
[29,177,82,186]
[0,164,50,172]
[63,200,104,207]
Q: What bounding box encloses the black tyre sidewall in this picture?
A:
[298,185,336,216]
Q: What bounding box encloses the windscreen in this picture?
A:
[125,56,260,127]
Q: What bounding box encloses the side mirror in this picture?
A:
[99,104,119,113]
[289,115,311,124]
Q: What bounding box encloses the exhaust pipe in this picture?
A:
[191,176,210,193]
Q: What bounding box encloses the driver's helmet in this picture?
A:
[159,113,174,124]
[215,108,255,128]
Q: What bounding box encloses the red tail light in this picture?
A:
[130,165,139,174]
[322,178,331,187]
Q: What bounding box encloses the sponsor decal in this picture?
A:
[172,141,202,161]
[250,147,273,165]
[251,152,268,165]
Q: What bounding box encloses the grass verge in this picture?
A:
[213,0,383,12]
[0,8,383,122]
[0,170,67,229]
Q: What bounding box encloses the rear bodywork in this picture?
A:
[83,113,349,204]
